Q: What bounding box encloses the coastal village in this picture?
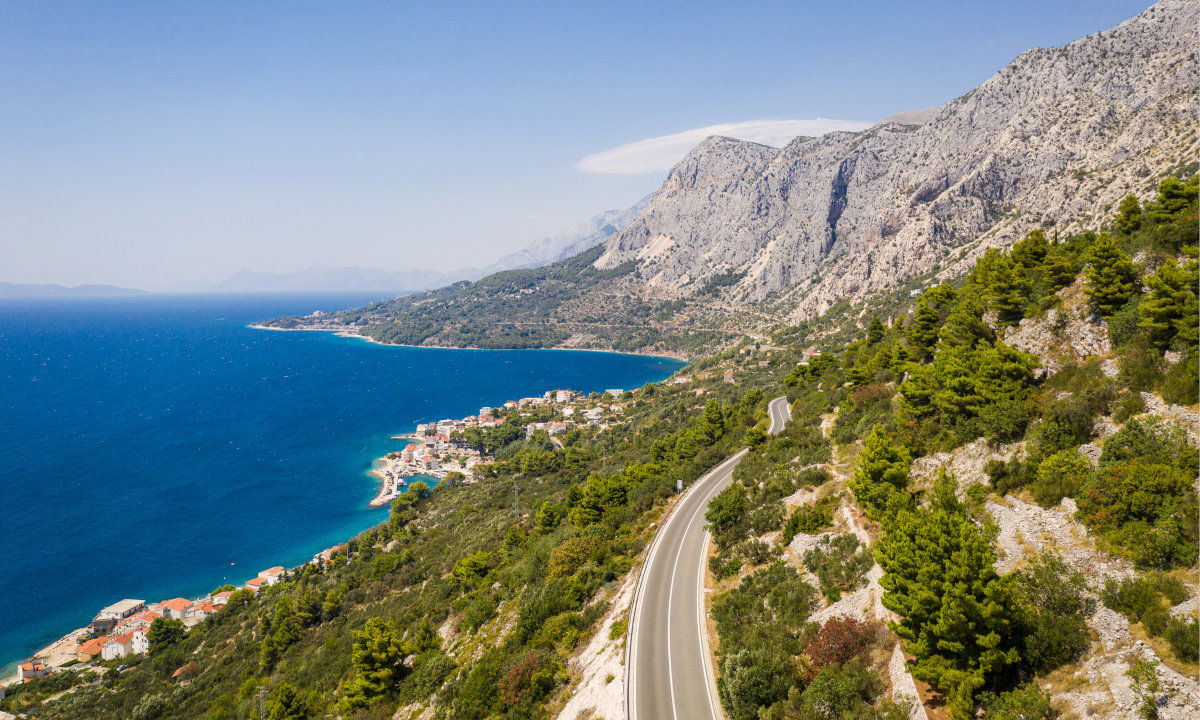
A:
[369,387,631,506]
[4,386,632,696]
[4,547,341,694]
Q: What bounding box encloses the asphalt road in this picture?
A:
[767,395,792,436]
[626,396,791,720]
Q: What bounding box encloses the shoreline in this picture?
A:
[247,323,694,363]
[4,331,678,684]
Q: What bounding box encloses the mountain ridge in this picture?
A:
[265,0,1198,358]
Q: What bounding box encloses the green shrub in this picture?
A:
[986,457,1035,496]
[1162,352,1199,405]
[1012,554,1094,673]
[405,651,455,702]
[802,534,873,602]
[1165,617,1199,662]
[1077,460,1199,567]
[747,501,785,535]
[1113,393,1146,423]
[1118,342,1164,392]
[978,683,1054,720]
[782,500,834,544]
[1032,449,1090,507]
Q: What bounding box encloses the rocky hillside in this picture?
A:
[596,0,1197,320]
[265,0,1197,357]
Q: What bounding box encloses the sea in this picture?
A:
[0,293,684,672]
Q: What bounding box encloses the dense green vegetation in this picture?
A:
[702,172,1198,720]
[266,245,738,356]
[12,172,1197,720]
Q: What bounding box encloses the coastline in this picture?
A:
[247,323,694,363]
[4,328,683,683]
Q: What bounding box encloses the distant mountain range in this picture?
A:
[0,282,146,298]
[184,198,650,294]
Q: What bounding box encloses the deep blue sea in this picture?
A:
[0,294,683,670]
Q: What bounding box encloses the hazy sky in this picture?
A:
[1,0,1150,290]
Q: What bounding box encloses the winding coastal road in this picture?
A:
[626,395,791,720]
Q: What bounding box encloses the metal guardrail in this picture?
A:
[623,448,748,720]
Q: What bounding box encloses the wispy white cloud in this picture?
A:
[576,118,874,175]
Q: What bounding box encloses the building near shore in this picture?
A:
[160,598,192,620]
[76,636,107,663]
[257,567,286,586]
[16,659,48,683]
[101,633,134,660]
[132,628,150,655]
[91,599,145,634]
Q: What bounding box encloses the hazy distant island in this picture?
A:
[0,282,147,298]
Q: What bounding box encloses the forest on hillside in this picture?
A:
[6,173,1197,720]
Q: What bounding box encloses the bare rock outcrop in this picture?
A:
[909,438,1026,495]
[1139,391,1200,447]
[1001,278,1112,373]
[553,575,635,720]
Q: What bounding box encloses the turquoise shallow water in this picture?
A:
[0,294,684,669]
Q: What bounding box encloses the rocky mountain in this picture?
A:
[267,0,1198,356]
[485,196,650,275]
[595,0,1197,321]
[198,200,648,294]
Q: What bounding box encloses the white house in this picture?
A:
[131,628,150,655]
[257,567,286,586]
[91,599,146,633]
[16,658,49,683]
[101,633,134,660]
[160,598,192,620]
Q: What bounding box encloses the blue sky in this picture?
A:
[1,0,1152,289]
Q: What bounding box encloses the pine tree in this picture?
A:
[1139,259,1199,350]
[1043,247,1078,291]
[1145,175,1199,223]
[866,316,886,345]
[988,254,1030,325]
[931,346,983,420]
[1011,229,1049,269]
[1114,193,1143,234]
[899,363,937,419]
[974,342,1037,403]
[876,474,1019,719]
[262,597,304,671]
[266,683,311,720]
[907,300,940,362]
[1083,233,1139,317]
[849,424,912,520]
[339,617,405,712]
[939,298,993,349]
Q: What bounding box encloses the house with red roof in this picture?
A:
[184,601,213,625]
[257,566,286,586]
[16,658,49,683]
[76,636,108,663]
[101,633,134,660]
[160,597,192,620]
